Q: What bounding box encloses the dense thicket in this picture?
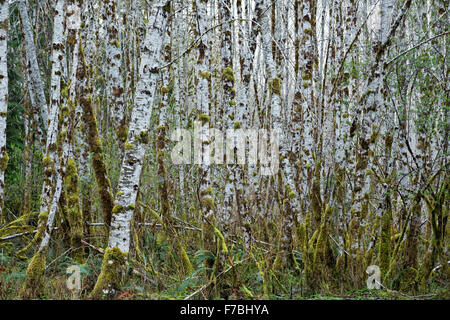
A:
[0,0,448,299]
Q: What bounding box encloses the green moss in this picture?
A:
[229,100,236,106]
[60,129,67,140]
[42,155,53,167]
[110,39,120,48]
[0,152,8,171]
[0,18,8,31]
[199,113,210,124]
[201,196,215,210]
[90,247,128,298]
[200,187,213,196]
[312,205,333,285]
[149,207,164,225]
[271,78,282,95]
[79,47,115,228]
[37,211,48,222]
[222,67,235,83]
[61,85,69,98]
[233,121,241,129]
[214,227,228,254]
[379,205,392,278]
[198,70,211,80]
[179,247,194,275]
[117,126,128,142]
[125,141,134,150]
[161,86,170,94]
[59,104,69,115]
[138,130,150,144]
[201,221,216,273]
[64,159,84,263]
[20,250,47,299]
[112,205,124,214]
[156,150,165,161]
[65,159,76,177]
[94,138,103,149]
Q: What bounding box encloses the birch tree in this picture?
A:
[90,0,171,297]
[351,0,412,246]
[21,0,68,298]
[0,0,8,224]
[104,0,127,147]
[220,0,237,233]
[0,0,447,300]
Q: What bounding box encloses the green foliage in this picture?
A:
[0,0,447,301]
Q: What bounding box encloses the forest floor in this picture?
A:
[1,249,447,300]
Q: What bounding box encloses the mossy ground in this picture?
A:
[0,233,447,300]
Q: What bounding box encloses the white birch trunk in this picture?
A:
[292,0,318,214]
[293,0,317,211]
[194,0,214,222]
[38,0,68,251]
[108,1,171,253]
[0,0,8,221]
[220,0,237,232]
[104,0,126,140]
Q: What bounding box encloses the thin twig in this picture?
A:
[0,230,37,241]
[81,239,105,254]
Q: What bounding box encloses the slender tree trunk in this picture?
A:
[90,0,171,298]
[0,0,8,223]
[351,0,412,249]
[78,46,115,230]
[220,0,237,234]
[21,0,68,298]
[104,0,127,150]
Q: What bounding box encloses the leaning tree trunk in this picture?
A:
[90,0,171,298]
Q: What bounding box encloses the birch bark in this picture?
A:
[91,0,171,297]
[351,0,412,236]
[34,0,67,252]
[104,0,127,146]
[21,0,68,298]
[0,0,8,223]
[220,0,237,232]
